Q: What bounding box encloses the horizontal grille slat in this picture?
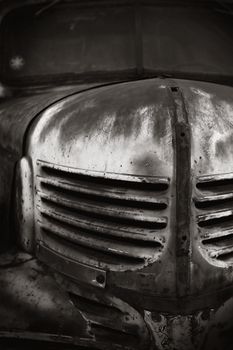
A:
[37,160,169,189]
[196,173,233,192]
[38,191,167,226]
[194,193,233,210]
[39,219,160,260]
[38,176,167,207]
[38,205,162,242]
[35,160,169,270]
[40,232,147,268]
[203,233,233,247]
[197,209,233,227]
[195,172,233,265]
[208,246,233,259]
[200,227,233,241]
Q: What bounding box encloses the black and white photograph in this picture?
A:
[0,1,233,349]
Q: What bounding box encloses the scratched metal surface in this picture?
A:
[26,77,233,349]
[0,83,99,251]
[0,251,89,343]
[179,80,233,294]
[0,250,153,350]
[1,77,233,349]
[24,77,233,308]
[27,78,176,299]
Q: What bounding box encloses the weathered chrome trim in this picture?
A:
[15,157,34,252]
[170,85,191,297]
[37,159,170,185]
[37,243,107,288]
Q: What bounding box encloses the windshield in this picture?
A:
[1,1,233,85]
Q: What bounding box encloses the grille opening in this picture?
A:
[41,197,167,229]
[40,213,162,248]
[41,182,168,210]
[196,178,233,192]
[41,165,169,192]
[202,233,233,245]
[216,251,233,262]
[38,203,159,237]
[198,214,233,228]
[41,228,146,265]
[195,197,233,210]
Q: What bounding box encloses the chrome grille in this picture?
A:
[195,173,233,263]
[35,160,169,271]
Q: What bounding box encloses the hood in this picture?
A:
[0,84,100,156]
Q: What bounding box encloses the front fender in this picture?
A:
[0,85,97,251]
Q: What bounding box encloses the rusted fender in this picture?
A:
[0,250,89,340]
[0,83,98,251]
[0,249,154,350]
[0,84,97,156]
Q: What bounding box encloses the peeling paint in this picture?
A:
[1,77,233,348]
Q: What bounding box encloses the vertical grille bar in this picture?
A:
[170,85,191,297]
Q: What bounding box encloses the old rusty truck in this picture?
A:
[0,1,233,349]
